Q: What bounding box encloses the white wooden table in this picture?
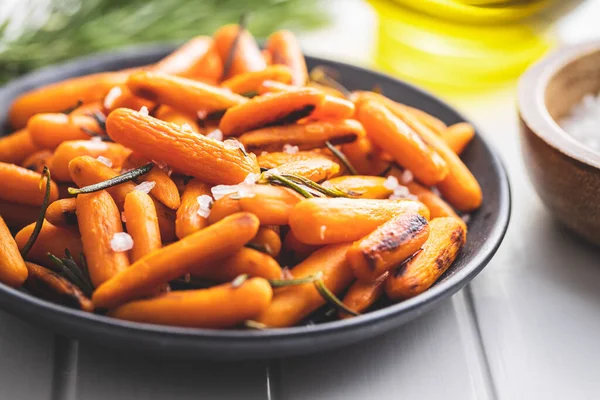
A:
[3,1,600,399]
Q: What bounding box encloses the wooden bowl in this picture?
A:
[519,41,600,246]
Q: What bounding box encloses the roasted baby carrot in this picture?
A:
[70,101,103,117]
[24,262,93,311]
[275,157,340,182]
[175,179,212,239]
[0,200,39,230]
[124,153,181,210]
[109,278,272,328]
[261,49,272,65]
[154,36,223,82]
[21,150,53,173]
[0,162,59,206]
[193,247,282,281]
[0,129,41,165]
[106,108,259,185]
[282,230,320,263]
[219,89,325,137]
[237,185,303,225]
[390,105,482,211]
[46,198,78,229]
[9,70,132,129]
[358,100,448,186]
[441,122,475,155]
[248,227,282,258]
[27,113,99,149]
[266,30,308,85]
[221,65,293,94]
[92,212,260,309]
[289,198,430,245]
[124,190,161,262]
[103,85,154,114]
[256,243,354,327]
[347,212,430,282]
[127,71,247,115]
[77,190,130,287]
[214,24,266,79]
[15,221,83,268]
[407,182,460,220]
[0,216,28,287]
[385,217,465,300]
[322,176,392,199]
[257,150,334,170]
[51,140,132,182]
[238,119,362,153]
[206,193,242,225]
[154,106,201,133]
[341,135,391,176]
[339,272,388,319]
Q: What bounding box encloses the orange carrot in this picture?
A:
[261,49,272,65]
[206,193,242,225]
[0,162,59,206]
[275,157,340,182]
[0,200,39,230]
[341,135,391,176]
[256,150,334,170]
[103,85,154,114]
[308,96,356,120]
[124,190,161,262]
[154,36,223,82]
[15,221,83,268]
[0,129,41,165]
[124,153,181,210]
[27,113,99,149]
[237,185,303,225]
[21,150,53,173]
[441,122,475,155]
[339,273,388,319]
[46,198,78,229]
[193,247,282,281]
[322,176,392,199]
[248,227,282,258]
[154,106,201,133]
[175,179,212,239]
[266,30,308,85]
[221,65,293,94]
[0,216,28,287]
[213,24,266,79]
[282,230,320,263]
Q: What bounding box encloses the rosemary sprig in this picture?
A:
[260,172,314,199]
[89,111,107,132]
[325,141,358,176]
[80,126,109,141]
[282,173,353,198]
[268,273,320,288]
[61,100,83,115]
[314,278,359,316]
[68,163,154,195]
[231,274,248,288]
[309,66,351,98]
[20,166,52,258]
[241,91,258,98]
[47,250,93,296]
[221,13,249,81]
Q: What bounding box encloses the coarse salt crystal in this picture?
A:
[266,167,281,176]
[181,123,193,132]
[320,225,327,240]
[90,136,103,142]
[134,181,156,194]
[389,185,411,200]
[121,212,127,223]
[211,184,239,200]
[110,232,134,252]
[260,151,269,156]
[431,186,441,196]
[139,106,149,116]
[383,176,399,190]
[401,169,414,184]
[283,144,299,154]
[206,129,223,141]
[196,195,214,218]
[96,156,112,168]
[151,159,168,170]
[461,214,471,224]
[244,173,260,185]
[223,139,245,152]
[104,86,122,109]
[559,91,600,153]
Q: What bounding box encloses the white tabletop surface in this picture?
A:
[2,1,600,399]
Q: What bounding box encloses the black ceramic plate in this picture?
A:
[0,45,510,360]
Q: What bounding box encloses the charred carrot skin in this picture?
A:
[109,278,272,328]
[0,200,39,231]
[0,162,59,206]
[339,272,388,319]
[77,191,130,287]
[221,65,293,94]
[219,89,325,137]
[46,198,78,229]
[124,190,162,262]
[193,247,282,281]
[0,129,41,165]
[385,217,466,300]
[289,198,430,245]
[238,185,303,226]
[322,176,392,199]
[106,108,259,185]
[256,243,354,328]
[248,227,282,258]
[441,122,475,155]
[15,221,83,268]
[175,179,212,239]
[0,217,28,287]
[238,119,362,153]
[347,212,430,282]
[275,157,340,182]
[27,113,99,150]
[214,24,267,79]
[127,71,247,116]
[21,150,53,174]
[124,153,181,210]
[24,262,93,312]
[358,100,448,186]
[266,30,308,86]
[92,212,260,309]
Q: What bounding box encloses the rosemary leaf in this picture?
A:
[61,100,83,115]
[268,273,320,287]
[20,166,52,258]
[231,274,249,288]
[325,141,358,176]
[68,162,154,195]
[314,277,359,316]
[283,173,353,197]
[309,66,351,98]
[89,111,107,131]
[262,173,314,198]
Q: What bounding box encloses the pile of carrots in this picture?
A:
[0,22,480,329]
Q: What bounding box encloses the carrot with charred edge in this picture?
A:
[257,150,334,170]
[92,212,259,309]
[15,221,83,268]
[441,122,476,155]
[238,185,303,225]
[339,272,388,319]
[0,217,28,287]
[221,65,293,94]
[51,140,132,182]
[385,217,465,300]
[0,129,41,165]
[109,278,272,328]
[219,89,325,137]
[9,70,133,129]
[341,135,391,176]
[389,105,482,211]
[214,24,266,79]
[127,71,247,116]
[154,36,223,82]
[124,153,181,210]
[357,100,448,186]
[248,227,282,258]
[206,193,242,225]
[77,190,130,287]
[193,247,282,281]
[266,30,308,86]
[46,198,78,229]
[275,157,340,183]
[0,162,58,206]
[175,179,211,239]
[106,108,259,185]
[256,243,353,328]
[347,212,430,282]
[238,119,362,153]
[154,106,201,133]
[24,262,93,312]
[322,176,392,199]
[124,191,161,262]
[21,150,53,173]
[282,230,320,262]
[0,200,39,231]
[68,156,176,242]
[289,198,430,245]
[27,113,100,149]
